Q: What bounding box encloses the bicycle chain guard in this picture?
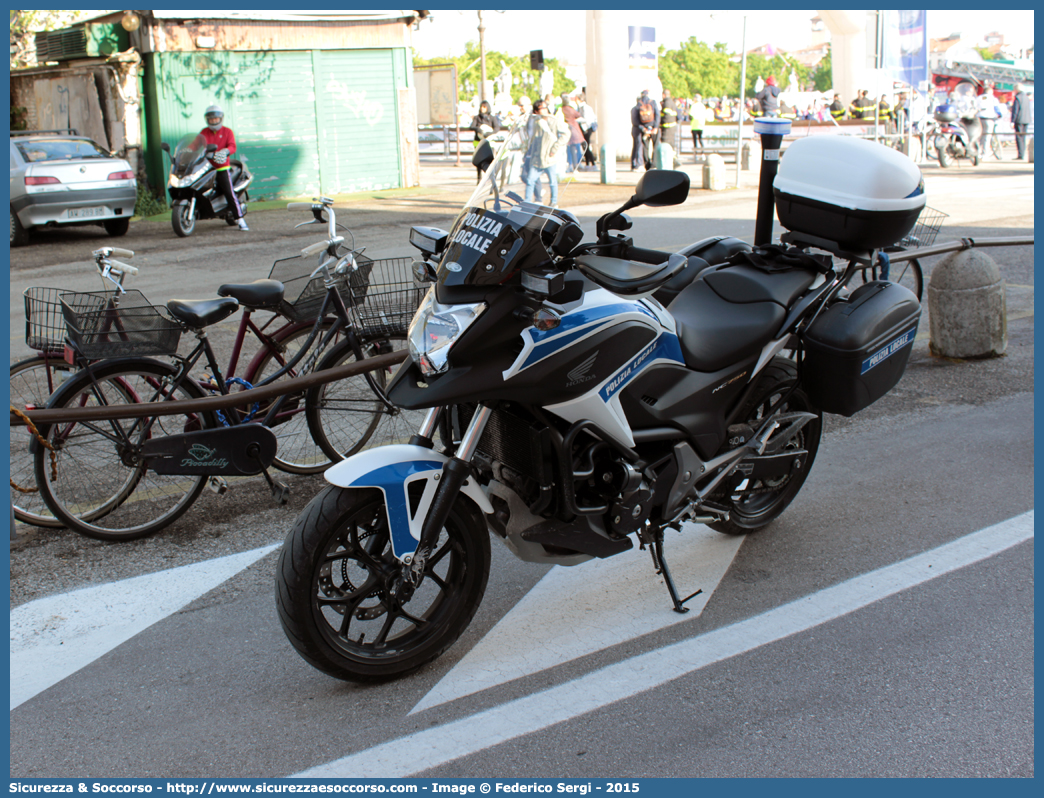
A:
[141,425,277,476]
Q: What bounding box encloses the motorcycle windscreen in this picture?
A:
[436,114,583,288]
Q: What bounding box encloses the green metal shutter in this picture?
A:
[312,49,402,194]
[152,47,403,200]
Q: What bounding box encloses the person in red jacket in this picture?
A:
[198,105,248,231]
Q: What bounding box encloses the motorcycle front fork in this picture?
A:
[404,404,493,583]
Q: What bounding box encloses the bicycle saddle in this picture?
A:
[217,279,285,310]
[166,297,240,329]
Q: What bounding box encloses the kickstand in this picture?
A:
[259,468,290,505]
[648,532,702,614]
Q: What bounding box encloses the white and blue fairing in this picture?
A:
[324,445,493,562]
[504,287,686,448]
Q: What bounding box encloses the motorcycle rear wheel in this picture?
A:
[936,136,954,168]
[710,357,822,536]
[172,202,197,237]
[276,486,491,682]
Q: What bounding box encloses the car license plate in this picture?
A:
[68,207,105,219]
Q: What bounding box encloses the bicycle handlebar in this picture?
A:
[107,259,139,276]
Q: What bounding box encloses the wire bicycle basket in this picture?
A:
[269,249,374,323]
[899,206,947,248]
[24,287,70,353]
[60,289,184,359]
[346,257,426,336]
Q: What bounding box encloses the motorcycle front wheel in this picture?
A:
[276,486,491,682]
[172,202,197,237]
[710,357,822,536]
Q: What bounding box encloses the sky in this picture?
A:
[413,8,1035,63]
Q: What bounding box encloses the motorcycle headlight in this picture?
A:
[169,163,210,189]
[407,289,486,377]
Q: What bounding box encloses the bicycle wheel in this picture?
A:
[247,320,341,475]
[303,338,386,463]
[862,255,923,303]
[34,358,217,541]
[10,355,79,527]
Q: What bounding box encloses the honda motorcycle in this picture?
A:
[162,133,252,237]
[276,121,925,682]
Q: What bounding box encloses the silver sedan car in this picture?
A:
[10,130,138,246]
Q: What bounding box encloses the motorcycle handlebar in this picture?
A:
[625,245,673,266]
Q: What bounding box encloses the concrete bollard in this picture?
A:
[702,153,726,190]
[927,249,1007,358]
[655,142,675,170]
[1028,136,1034,163]
[599,145,616,184]
[741,141,760,171]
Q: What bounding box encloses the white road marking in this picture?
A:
[411,523,743,713]
[9,543,280,711]
[294,510,1033,778]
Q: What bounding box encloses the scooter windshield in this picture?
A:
[437,114,584,288]
[170,133,209,176]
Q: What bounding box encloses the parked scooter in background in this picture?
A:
[932,103,982,167]
[162,134,253,237]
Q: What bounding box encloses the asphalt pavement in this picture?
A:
[7,151,1035,779]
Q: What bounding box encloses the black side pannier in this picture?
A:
[801,281,921,416]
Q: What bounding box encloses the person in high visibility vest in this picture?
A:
[849,90,873,120]
[829,93,846,121]
[660,89,679,151]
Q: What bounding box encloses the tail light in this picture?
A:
[108,171,135,180]
[25,176,60,185]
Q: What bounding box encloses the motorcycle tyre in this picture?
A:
[172,202,197,237]
[709,357,822,536]
[276,485,491,682]
[970,147,980,167]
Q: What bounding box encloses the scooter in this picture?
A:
[932,104,982,168]
[162,133,253,237]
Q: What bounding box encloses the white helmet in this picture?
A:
[205,104,224,131]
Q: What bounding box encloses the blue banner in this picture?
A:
[627,26,656,68]
[883,10,929,89]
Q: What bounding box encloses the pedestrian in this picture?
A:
[469,100,501,182]
[198,105,248,231]
[829,93,846,121]
[849,90,873,120]
[660,89,679,152]
[756,76,780,118]
[1011,83,1032,160]
[560,96,585,173]
[524,99,569,206]
[877,94,894,132]
[631,93,658,170]
[977,83,1003,159]
[690,93,709,157]
[575,91,599,168]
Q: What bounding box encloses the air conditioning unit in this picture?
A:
[34,23,128,63]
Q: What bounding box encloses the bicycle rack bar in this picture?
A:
[13,349,408,426]
[886,235,1034,264]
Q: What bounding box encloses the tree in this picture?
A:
[659,37,737,99]
[812,47,833,93]
[413,43,574,105]
[10,10,103,69]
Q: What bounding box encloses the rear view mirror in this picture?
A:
[206,143,218,154]
[634,170,690,207]
[472,140,495,173]
[161,142,171,153]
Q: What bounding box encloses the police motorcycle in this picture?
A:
[932,102,983,168]
[275,118,925,682]
[162,133,253,237]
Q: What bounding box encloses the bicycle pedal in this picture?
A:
[208,476,228,496]
[270,481,290,505]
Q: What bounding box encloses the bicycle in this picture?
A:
[11,248,138,528]
[12,245,337,528]
[859,205,947,302]
[30,199,425,540]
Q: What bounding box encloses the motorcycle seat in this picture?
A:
[669,266,816,371]
[702,264,815,307]
[166,296,240,329]
[218,279,285,310]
